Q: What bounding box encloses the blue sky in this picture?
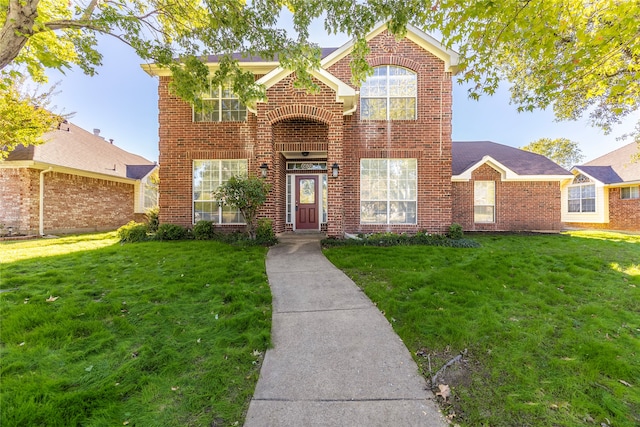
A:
[46,22,637,164]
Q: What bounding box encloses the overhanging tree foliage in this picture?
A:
[521,138,585,170]
[1,0,639,152]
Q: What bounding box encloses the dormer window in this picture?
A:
[360,66,417,120]
[194,82,247,122]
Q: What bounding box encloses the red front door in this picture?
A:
[295,176,319,230]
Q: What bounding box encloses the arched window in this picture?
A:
[360,66,417,120]
[568,174,596,213]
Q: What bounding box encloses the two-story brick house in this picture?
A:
[145,22,571,237]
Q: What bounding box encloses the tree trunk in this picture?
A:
[0,0,40,70]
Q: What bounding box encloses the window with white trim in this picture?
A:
[360,66,417,120]
[568,174,595,213]
[474,181,495,223]
[194,81,247,122]
[360,159,417,224]
[621,186,639,199]
[193,160,247,223]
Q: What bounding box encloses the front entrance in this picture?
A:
[295,176,319,230]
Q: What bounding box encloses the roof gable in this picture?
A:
[452,141,572,180]
[580,142,640,183]
[321,22,459,73]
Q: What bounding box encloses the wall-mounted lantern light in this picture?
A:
[260,163,269,178]
[331,162,340,178]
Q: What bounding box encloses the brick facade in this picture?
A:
[565,187,640,232]
[157,30,454,236]
[451,164,564,231]
[0,168,137,236]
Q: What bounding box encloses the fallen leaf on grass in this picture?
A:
[19,342,25,346]
[46,295,59,302]
[435,384,451,401]
[619,379,632,387]
[123,421,129,425]
[171,386,179,391]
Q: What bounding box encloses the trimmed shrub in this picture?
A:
[117,221,149,243]
[448,223,464,240]
[255,218,277,246]
[192,220,215,240]
[145,206,160,232]
[155,223,188,241]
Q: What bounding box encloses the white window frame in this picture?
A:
[360,65,417,121]
[568,183,596,213]
[620,186,639,200]
[474,181,495,223]
[192,160,247,224]
[193,81,247,122]
[360,159,417,225]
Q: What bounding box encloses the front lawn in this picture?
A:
[324,230,640,427]
[0,233,271,427]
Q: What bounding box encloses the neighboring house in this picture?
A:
[452,141,572,231]
[562,142,640,232]
[144,22,572,236]
[0,121,157,236]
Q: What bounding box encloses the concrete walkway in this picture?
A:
[244,234,447,427]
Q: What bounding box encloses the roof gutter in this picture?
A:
[39,167,53,236]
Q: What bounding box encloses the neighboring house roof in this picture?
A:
[3,122,156,180]
[452,141,572,179]
[574,142,639,184]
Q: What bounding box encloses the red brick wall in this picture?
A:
[0,168,137,235]
[565,187,640,231]
[452,164,564,231]
[0,168,39,234]
[331,31,453,234]
[156,29,454,236]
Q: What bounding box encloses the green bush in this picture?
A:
[145,206,160,232]
[117,221,149,243]
[255,218,277,246]
[192,220,215,240]
[447,223,464,239]
[154,223,189,241]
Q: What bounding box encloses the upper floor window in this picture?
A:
[568,174,595,213]
[621,186,639,199]
[194,82,247,122]
[360,66,417,120]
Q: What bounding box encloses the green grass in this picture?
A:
[1,232,271,427]
[323,230,640,427]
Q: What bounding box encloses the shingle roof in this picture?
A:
[452,141,571,176]
[4,122,156,179]
[575,166,622,185]
[205,48,339,63]
[579,142,639,183]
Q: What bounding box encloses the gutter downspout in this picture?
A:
[39,167,53,236]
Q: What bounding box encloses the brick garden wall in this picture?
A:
[0,168,136,235]
[451,164,564,231]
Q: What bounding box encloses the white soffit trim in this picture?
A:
[452,156,574,182]
[141,62,280,77]
[321,22,460,74]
